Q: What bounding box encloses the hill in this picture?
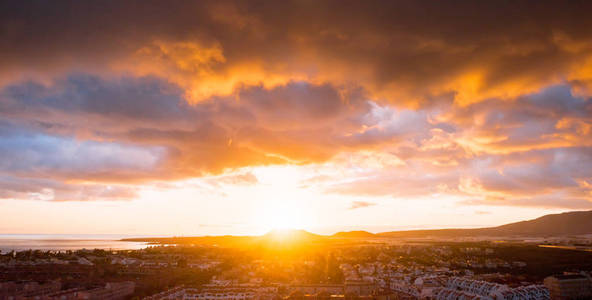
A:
[331,230,376,238]
[378,210,592,238]
[491,210,592,236]
[122,210,592,244]
[262,229,323,240]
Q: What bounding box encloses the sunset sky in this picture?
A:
[1,1,592,235]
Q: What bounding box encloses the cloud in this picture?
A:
[0,175,138,202]
[349,201,377,210]
[474,211,491,215]
[0,121,165,182]
[205,172,259,187]
[462,194,592,210]
[443,85,592,154]
[0,75,375,177]
[2,1,592,104]
[1,1,592,208]
[4,75,591,208]
[322,146,592,209]
[0,75,385,199]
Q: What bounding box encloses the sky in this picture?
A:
[1,1,592,236]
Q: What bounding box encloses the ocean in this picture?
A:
[0,234,150,252]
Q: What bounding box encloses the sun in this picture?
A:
[251,166,314,233]
[254,194,319,234]
[263,200,303,230]
[256,191,312,233]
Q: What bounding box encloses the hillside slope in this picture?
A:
[378,210,592,238]
[331,230,376,238]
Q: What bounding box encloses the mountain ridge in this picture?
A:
[121,210,592,243]
[377,210,592,238]
[331,230,376,238]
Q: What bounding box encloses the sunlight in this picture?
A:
[263,199,303,230]
[255,188,314,232]
[252,165,304,186]
[251,165,315,233]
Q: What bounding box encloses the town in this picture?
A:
[1,236,592,300]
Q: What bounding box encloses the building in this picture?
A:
[287,283,375,297]
[445,277,509,297]
[144,286,187,300]
[145,285,279,300]
[1,280,62,299]
[290,285,344,296]
[0,282,19,298]
[344,281,376,296]
[494,285,549,300]
[429,287,491,300]
[544,274,592,300]
[77,282,135,300]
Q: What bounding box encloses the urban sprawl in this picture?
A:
[1,238,592,300]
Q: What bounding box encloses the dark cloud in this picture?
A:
[2,1,592,103]
[0,74,388,199]
[0,121,164,182]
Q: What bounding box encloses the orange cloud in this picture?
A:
[1,1,592,208]
[4,1,592,107]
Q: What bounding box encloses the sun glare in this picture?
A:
[263,200,303,230]
[252,166,315,233]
